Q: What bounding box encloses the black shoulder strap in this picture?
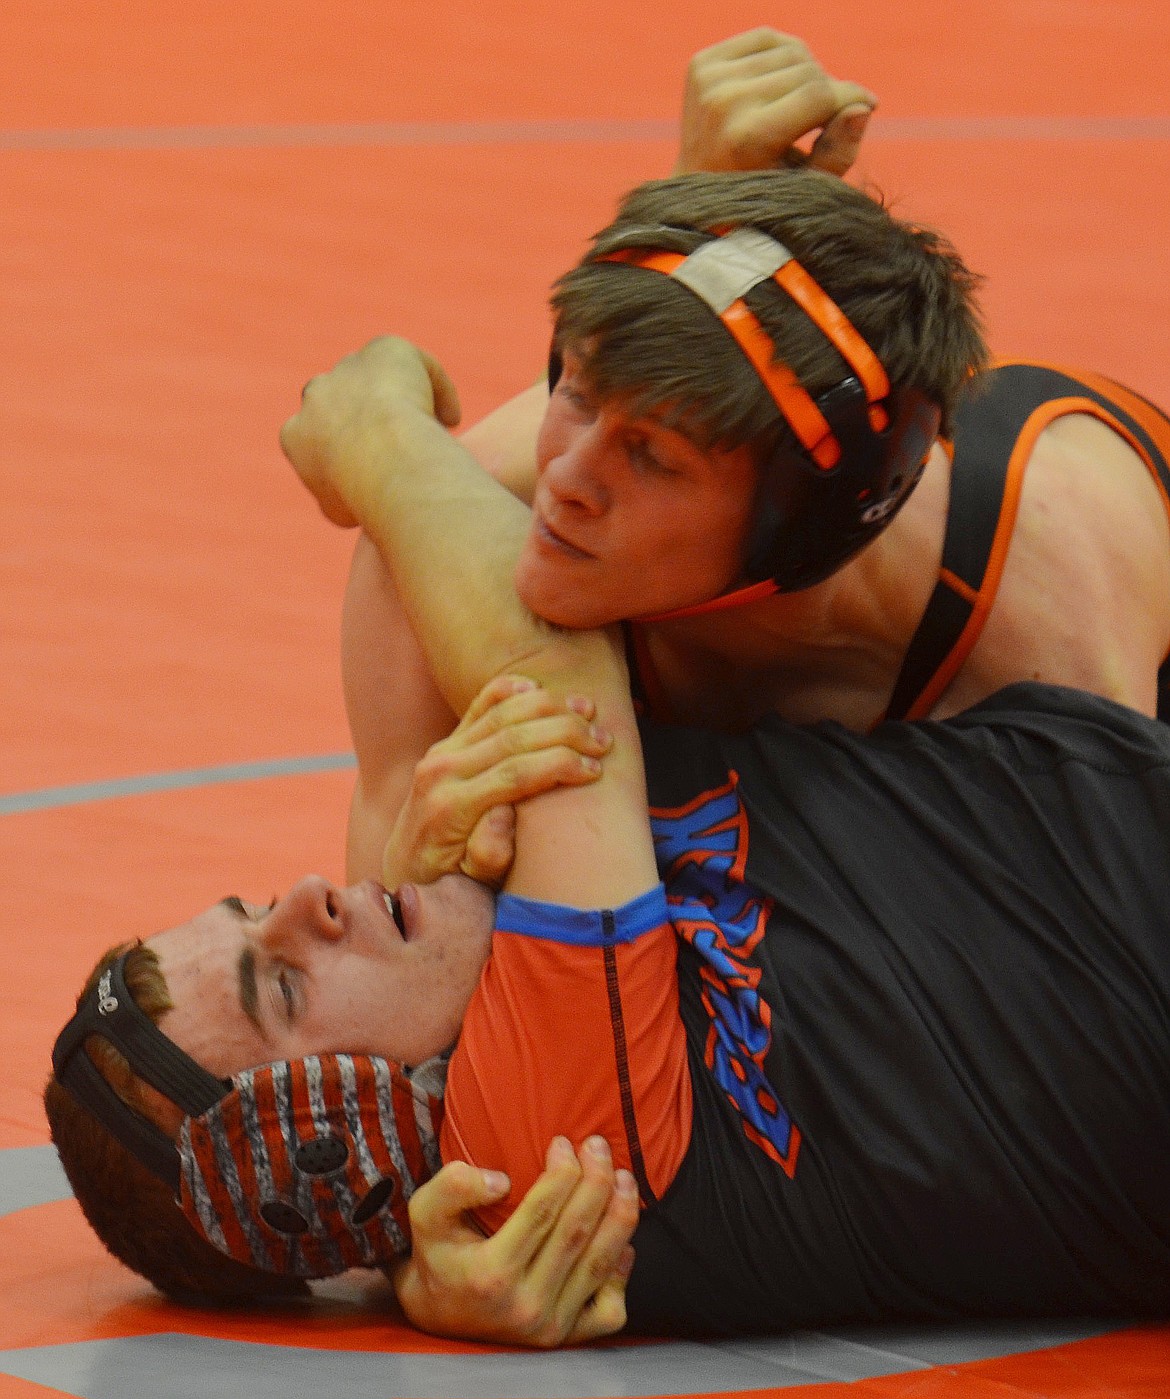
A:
[885,363,1170,721]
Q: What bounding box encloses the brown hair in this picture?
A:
[44,941,307,1304]
[551,168,988,460]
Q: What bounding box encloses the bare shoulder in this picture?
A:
[1019,410,1170,583]
[939,410,1170,717]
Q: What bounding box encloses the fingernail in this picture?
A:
[585,1135,611,1163]
[842,112,869,139]
[617,1244,636,1279]
[567,694,594,717]
[511,677,537,693]
[580,755,602,774]
[482,1170,510,1196]
[615,1169,638,1199]
[589,723,611,747]
[548,1135,574,1166]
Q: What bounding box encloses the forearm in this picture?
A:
[347,408,657,900]
[346,406,651,904]
[284,338,655,906]
[325,392,612,718]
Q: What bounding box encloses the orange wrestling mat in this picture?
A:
[3,1,1169,1394]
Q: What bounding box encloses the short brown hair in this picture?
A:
[552,169,988,459]
[44,942,306,1304]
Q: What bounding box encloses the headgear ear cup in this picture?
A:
[178,1054,443,1278]
[744,383,940,589]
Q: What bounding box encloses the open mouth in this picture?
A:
[380,887,407,937]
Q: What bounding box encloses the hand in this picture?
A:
[279,335,462,527]
[675,27,877,177]
[381,674,612,890]
[392,1135,639,1347]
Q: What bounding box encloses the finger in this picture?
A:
[277,412,362,527]
[419,347,462,428]
[520,1136,619,1305]
[691,26,793,66]
[421,709,609,800]
[730,73,872,168]
[445,704,609,778]
[455,711,611,770]
[401,744,603,884]
[535,1150,640,1334]
[699,38,813,86]
[454,746,606,818]
[461,805,516,887]
[562,1272,631,1345]
[407,1159,511,1243]
[808,100,874,175]
[482,1136,585,1275]
[453,685,596,749]
[457,675,540,732]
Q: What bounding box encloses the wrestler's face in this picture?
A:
[516,351,758,626]
[150,873,493,1078]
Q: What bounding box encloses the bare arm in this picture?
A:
[281,335,656,908]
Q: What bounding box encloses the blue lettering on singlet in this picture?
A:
[651,778,801,1175]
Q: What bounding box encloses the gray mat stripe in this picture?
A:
[0,1322,1115,1399]
[0,1150,1115,1396]
[0,118,678,152]
[1,115,1168,154]
[0,1145,71,1218]
[875,114,1170,140]
[0,753,356,815]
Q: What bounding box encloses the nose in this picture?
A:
[259,875,346,952]
[541,423,610,517]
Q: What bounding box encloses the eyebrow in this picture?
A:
[219,896,266,1036]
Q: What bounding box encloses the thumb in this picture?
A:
[419,348,462,429]
[461,805,517,888]
[809,98,875,176]
[410,1159,511,1237]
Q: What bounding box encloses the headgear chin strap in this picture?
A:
[52,951,444,1279]
[551,225,940,612]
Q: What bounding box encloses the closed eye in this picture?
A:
[628,437,677,477]
[221,894,277,921]
[556,377,595,417]
[276,968,297,1021]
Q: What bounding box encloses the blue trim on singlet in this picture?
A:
[494,884,669,945]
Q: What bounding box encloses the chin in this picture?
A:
[514,560,608,629]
